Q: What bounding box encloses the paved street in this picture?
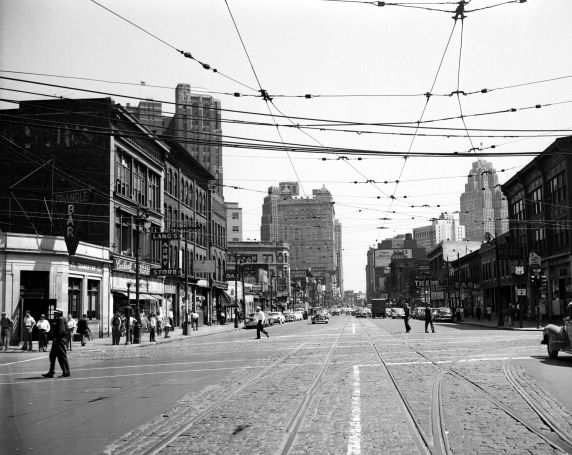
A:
[1,315,571,455]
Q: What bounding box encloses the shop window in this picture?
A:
[68,278,82,318]
[87,280,100,319]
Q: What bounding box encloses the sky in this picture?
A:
[1,0,572,293]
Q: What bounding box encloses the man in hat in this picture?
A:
[254,306,269,339]
[43,308,70,378]
[1,311,13,351]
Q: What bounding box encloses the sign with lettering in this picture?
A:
[151,268,181,276]
[152,232,181,241]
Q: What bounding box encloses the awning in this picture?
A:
[222,290,232,302]
[111,291,158,301]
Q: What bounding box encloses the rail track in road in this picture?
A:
[364,318,572,455]
[105,318,571,455]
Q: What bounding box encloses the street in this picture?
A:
[1,315,571,455]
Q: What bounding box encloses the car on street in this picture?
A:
[391,307,405,319]
[244,313,270,329]
[293,311,304,321]
[433,307,454,322]
[364,308,372,317]
[312,309,330,324]
[267,311,285,325]
[331,308,340,316]
[542,301,572,359]
[385,308,392,318]
[355,309,367,318]
[283,310,296,322]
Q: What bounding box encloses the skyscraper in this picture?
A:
[261,183,342,297]
[460,161,508,242]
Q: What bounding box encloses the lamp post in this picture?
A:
[133,208,151,344]
[125,282,131,345]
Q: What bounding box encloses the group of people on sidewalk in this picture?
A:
[0,310,91,353]
[110,311,176,345]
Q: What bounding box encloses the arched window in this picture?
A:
[174,172,178,198]
[168,169,173,194]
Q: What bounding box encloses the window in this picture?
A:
[232,226,239,232]
[115,153,131,197]
[87,280,100,319]
[68,278,82,318]
[148,172,160,211]
[232,212,239,220]
[133,161,146,206]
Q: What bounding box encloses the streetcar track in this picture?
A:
[502,355,572,449]
[123,338,316,455]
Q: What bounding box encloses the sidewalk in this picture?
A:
[2,322,240,353]
[455,316,544,331]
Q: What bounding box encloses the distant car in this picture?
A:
[364,308,372,317]
[312,309,329,324]
[414,307,426,319]
[385,308,392,318]
[283,311,296,322]
[391,308,405,319]
[434,307,454,322]
[542,302,572,359]
[331,308,340,316]
[355,309,367,318]
[267,312,285,325]
[293,311,304,321]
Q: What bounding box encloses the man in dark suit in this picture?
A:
[43,308,70,378]
[404,304,411,333]
[425,306,435,333]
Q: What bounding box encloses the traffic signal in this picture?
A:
[540,275,548,289]
[529,275,537,287]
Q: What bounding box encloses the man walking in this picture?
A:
[404,303,411,333]
[22,310,36,350]
[149,313,157,342]
[66,313,76,351]
[425,306,435,333]
[1,311,13,351]
[43,308,70,378]
[255,306,269,339]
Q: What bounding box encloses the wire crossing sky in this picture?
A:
[1,0,571,291]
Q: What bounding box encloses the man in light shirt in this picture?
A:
[67,313,77,351]
[36,314,50,352]
[255,307,269,339]
[22,310,36,351]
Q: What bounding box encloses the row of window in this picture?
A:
[68,278,100,320]
[115,153,161,210]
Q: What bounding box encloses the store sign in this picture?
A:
[194,260,216,274]
[374,249,412,267]
[151,268,181,276]
[113,257,150,275]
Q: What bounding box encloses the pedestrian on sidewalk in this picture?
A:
[191,311,199,331]
[476,305,482,321]
[43,308,70,378]
[425,306,435,333]
[403,303,411,333]
[149,314,156,342]
[255,307,269,339]
[77,314,89,346]
[66,313,76,351]
[22,310,36,351]
[163,315,173,338]
[1,311,13,351]
[486,305,492,321]
[36,314,50,352]
[110,311,122,345]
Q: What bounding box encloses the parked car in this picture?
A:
[312,309,329,324]
[267,311,285,325]
[434,307,454,322]
[391,307,405,319]
[331,308,340,316]
[355,309,367,318]
[244,313,270,329]
[385,308,392,318]
[542,302,572,359]
[283,311,296,322]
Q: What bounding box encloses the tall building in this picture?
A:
[413,213,465,252]
[168,84,223,195]
[226,202,243,242]
[460,161,508,242]
[260,183,342,302]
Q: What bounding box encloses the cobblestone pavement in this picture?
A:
[102,318,571,455]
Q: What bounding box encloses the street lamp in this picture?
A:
[133,208,152,344]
